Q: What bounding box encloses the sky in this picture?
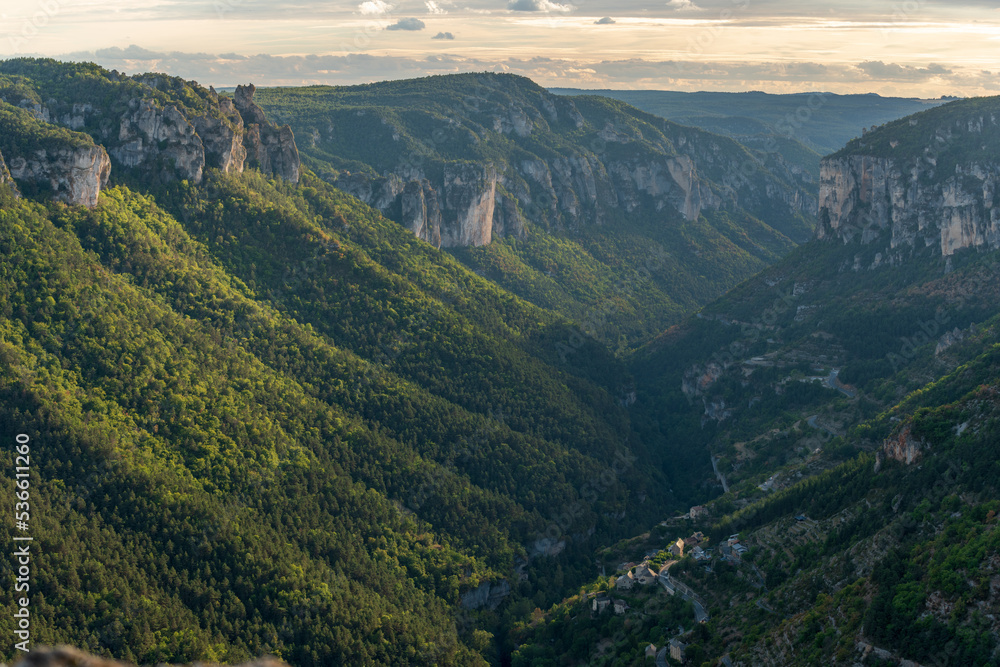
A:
[1,0,999,95]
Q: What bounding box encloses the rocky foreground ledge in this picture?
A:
[12,647,288,667]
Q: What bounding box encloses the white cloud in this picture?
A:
[594,16,615,24]
[665,0,698,10]
[508,0,573,13]
[359,0,392,15]
[432,31,456,39]
[856,61,952,81]
[386,17,426,30]
[425,1,446,14]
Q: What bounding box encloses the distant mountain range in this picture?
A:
[551,88,948,155]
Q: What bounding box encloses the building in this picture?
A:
[668,537,685,557]
[592,593,611,613]
[690,505,709,519]
[691,545,707,560]
[616,571,635,590]
[613,599,629,615]
[634,563,659,585]
[669,639,687,663]
[644,644,657,659]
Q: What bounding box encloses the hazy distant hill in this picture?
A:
[550,88,947,155]
[551,88,948,186]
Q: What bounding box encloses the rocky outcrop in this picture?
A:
[7,144,110,208]
[235,84,300,184]
[460,579,511,610]
[112,99,205,183]
[109,86,300,185]
[193,104,246,173]
[441,163,497,246]
[336,152,725,248]
[818,114,1000,260]
[400,179,443,246]
[21,79,300,187]
[882,425,925,465]
[335,164,518,248]
[14,646,288,667]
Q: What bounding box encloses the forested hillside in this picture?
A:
[0,59,693,666]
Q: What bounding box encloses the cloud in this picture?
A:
[856,61,952,81]
[594,16,615,24]
[664,0,698,10]
[425,0,446,13]
[386,17,427,30]
[507,0,573,12]
[358,0,392,15]
[61,47,1000,98]
[432,31,455,39]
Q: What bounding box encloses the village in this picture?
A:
[584,512,757,666]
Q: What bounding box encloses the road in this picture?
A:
[661,574,710,622]
[807,414,839,439]
[711,455,729,493]
[756,598,776,613]
[689,597,709,623]
[826,369,856,398]
[656,647,668,667]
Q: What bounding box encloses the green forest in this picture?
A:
[1,58,999,667]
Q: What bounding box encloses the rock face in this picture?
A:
[817,112,1000,261]
[109,85,300,185]
[193,105,247,174]
[112,99,206,183]
[335,152,731,248]
[460,579,512,610]
[882,425,925,465]
[14,646,288,667]
[336,163,518,248]
[7,144,110,208]
[234,84,300,184]
[327,99,813,248]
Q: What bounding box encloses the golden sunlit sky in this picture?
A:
[1,0,998,95]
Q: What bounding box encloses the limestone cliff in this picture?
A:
[235,84,300,184]
[817,100,1000,263]
[109,85,299,184]
[7,143,110,208]
[818,155,1000,258]
[260,74,815,248]
[1,68,300,188]
[112,99,206,183]
[334,152,728,248]
[336,163,518,248]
